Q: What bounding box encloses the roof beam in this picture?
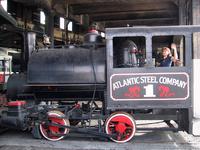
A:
[68,0,177,5]
[104,17,178,27]
[90,10,177,22]
[71,2,177,15]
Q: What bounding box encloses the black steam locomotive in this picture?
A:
[1,25,200,143]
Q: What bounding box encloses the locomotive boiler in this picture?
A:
[1,26,200,143]
[7,31,106,102]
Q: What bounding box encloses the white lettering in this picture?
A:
[144,84,156,97]
[112,77,140,90]
[159,77,187,88]
[140,76,158,84]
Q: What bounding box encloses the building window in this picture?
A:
[40,11,45,25]
[68,21,73,31]
[1,0,7,11]
[101,32,105,38]
[60,17,65,29]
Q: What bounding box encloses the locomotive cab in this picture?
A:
[106,26,200,137]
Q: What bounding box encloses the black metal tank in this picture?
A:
[28,46,106,84]
[28,30,105,85]
[7,46,106,100]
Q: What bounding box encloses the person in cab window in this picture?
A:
[159,43,178,67]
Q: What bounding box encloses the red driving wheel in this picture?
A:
[105,112,136,143]
[39,111,69,141]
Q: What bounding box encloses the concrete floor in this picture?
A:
[0,121,200,150]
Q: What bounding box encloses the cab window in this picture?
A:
[152,35,185,67]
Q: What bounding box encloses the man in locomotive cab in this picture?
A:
[158,43,178,67]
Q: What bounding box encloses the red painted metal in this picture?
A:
[39,111,69,141]
[0,74,5,83]
[105,112,136,143]
[7,101,26,106]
